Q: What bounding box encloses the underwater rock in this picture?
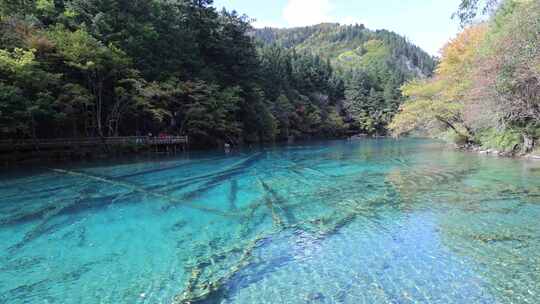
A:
[306,292,325,302]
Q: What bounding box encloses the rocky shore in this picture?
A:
[458,144,540,160]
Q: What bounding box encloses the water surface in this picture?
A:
[1,139,539,303]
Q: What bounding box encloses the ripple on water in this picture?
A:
[0,139,539,303]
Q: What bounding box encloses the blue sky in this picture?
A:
[212,0,462,56]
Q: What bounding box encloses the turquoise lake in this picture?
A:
[1,139,539,303]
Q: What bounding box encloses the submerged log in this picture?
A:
[259,180,297,225]
[49,168,239,217]
[163,153,264,190]
[228,180,239,211]
[523,134,535,154]
[118,156,223,179]
[7,191,97,253]
[159,153,265,210]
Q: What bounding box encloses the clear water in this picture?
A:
[1,139,539,304]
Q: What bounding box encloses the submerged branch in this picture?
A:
[49,168,239,217]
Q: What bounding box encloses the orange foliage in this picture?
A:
[437,24,487,79]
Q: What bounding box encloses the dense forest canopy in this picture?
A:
[391,0,539,154]
[253,24,436,135]
[7,0,532,151]
[0,0,341,146]
[0,0,437,147]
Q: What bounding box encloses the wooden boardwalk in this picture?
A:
[0,136,188,151]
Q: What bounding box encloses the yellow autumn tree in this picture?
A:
[465,0,540,151]
[389,24,488,141]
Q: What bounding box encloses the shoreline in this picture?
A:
[3,138,539,168]
[457,144,540,160]
[0,136,341,167]
[1,134,372,167]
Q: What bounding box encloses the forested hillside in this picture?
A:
[254,24,435,77]
[254,24,437,134]
[0,0,439,149]
[0,0,348,147]
[390,0,540,155]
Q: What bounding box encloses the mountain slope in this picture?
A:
[253,23,437,135]
[253,23,436,78]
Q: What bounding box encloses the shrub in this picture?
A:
[439,130,469,145]
[476,128,522,152]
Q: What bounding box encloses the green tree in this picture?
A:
[273,94,294,139]
[47,25,134,137]
[0,47,59,138]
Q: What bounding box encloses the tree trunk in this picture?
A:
[29,112,39,151]
[435,115,471,142]
[96,80,104,138]
[522,133,535,154]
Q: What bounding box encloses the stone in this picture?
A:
[306,292,325,302]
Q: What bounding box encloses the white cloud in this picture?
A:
[283,0,333,27]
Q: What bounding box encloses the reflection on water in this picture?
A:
[0,139,539,303]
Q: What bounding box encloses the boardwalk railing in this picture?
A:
[0,136,188,150]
